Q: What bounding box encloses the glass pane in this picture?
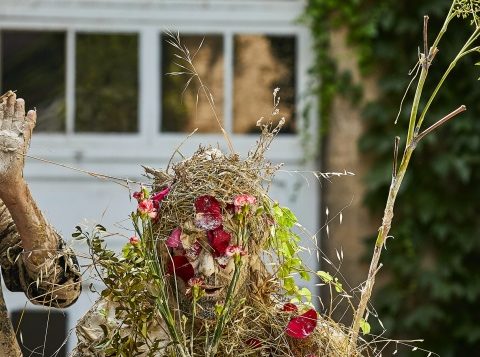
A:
[11,309,67,357]
[75,33,138,132]
[234,35,296,134]
[161,34,224,133]
[1,30,66,132]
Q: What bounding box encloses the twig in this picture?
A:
[415,105,466,142]
[392,136,400,178]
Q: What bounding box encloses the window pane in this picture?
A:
[161,34,224,133]
[11,309,67,357]
[234,35,296,134]
[1,30,66,132]
[75,33,138,132]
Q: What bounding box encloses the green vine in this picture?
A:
[304,0,480,355]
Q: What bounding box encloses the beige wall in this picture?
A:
[322,27,380,299]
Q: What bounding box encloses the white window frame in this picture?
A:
[0,0,315,168]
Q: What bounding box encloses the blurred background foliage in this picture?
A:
[304,0,480,356]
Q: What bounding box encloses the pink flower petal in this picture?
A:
[138,199,155,214]
[152,186,170,206]
[225,245,246,257]
[166,227,182,248]
[285,309,317,339]
[129,236,140,245]
[167,256,194,283]
[233,194,256,208]
[207,226,231,256]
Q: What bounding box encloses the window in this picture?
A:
[161,34,224,133]
[75,33,138,133]
[1,30,66,132]
[11,309,67,357]
[234,35,296,134]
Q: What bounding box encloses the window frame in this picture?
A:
[0,1,315,164]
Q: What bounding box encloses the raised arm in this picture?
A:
[0,91,81,307]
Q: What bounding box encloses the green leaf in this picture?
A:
[359,318,371,335]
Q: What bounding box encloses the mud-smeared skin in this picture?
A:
[0,93,81,354]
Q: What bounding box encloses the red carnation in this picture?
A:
[194,195,222,230]
[167,256,194,283]
[285,308,317,339]
[207,226,231,256]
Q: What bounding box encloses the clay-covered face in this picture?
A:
[170,230,249,320]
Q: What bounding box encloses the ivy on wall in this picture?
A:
[304,1,480,356]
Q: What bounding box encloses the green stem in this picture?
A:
[416,28,480,131]
[206,262,242,356]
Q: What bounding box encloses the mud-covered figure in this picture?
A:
[1,93,352,357]
[71,149,352,355]
[0,92,81,356]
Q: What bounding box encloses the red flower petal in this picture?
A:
[194,196,223,229]
[244,338,262,349]
[207,226,231,256]
[152,186,170,206]
[286,309,317,339]
[167,256,194,283]
[195,195,221,214]
[282,303,298,312]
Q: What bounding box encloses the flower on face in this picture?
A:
[129,236,140,245]
[207,226,231,256]
[194,195,222,230]
[166,227,182,248]
[151,186,170,207]
[233,194,256,212]
[285,308,317,339]
[167,256,195,283]
[282,302,298,312]
[225,245,246,258]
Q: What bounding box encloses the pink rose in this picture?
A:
[233,194,256,213]
[129,236,140,245]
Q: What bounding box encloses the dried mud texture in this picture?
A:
[0,282,22,357]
